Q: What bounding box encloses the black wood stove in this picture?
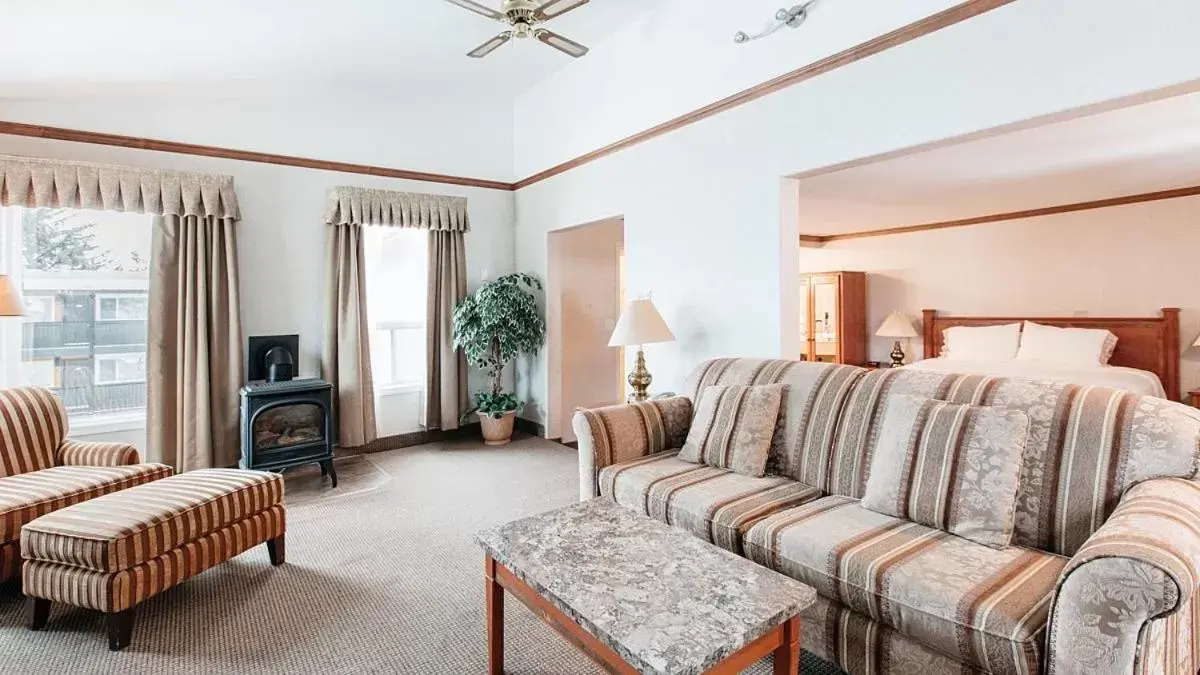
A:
[239,335,336,487]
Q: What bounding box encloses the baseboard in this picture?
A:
[337,423,486,456]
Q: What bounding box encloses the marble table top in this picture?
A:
[475,499,816,675]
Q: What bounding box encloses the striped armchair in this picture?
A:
[0,387,172,582]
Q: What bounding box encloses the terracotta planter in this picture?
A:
[478,410,516,446]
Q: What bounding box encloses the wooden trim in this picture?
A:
[513,0,1016,189]
[0,121,514,191]
[922,308,1183,401]
[806,184,1200,243]
[0,2,1011,196]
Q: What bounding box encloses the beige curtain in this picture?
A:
[147,214,243,470]
[322,223,376,448]
[323,186,469,443]
[1,153,242,471]
[426,230,468,430]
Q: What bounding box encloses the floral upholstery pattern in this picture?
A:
[678,384,783,476]
[745,496,1065,675]
[599,451,821,555]
[861,396,1030,548]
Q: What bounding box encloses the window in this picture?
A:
[96,294,149,321]
[363,228,429,393]
[0,206,153,423]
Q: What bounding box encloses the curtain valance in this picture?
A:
[325,186,469,232]
[0,154,240,220]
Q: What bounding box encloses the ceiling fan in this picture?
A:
[443,0,591,59]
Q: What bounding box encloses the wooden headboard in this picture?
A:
[921,308,1181,401]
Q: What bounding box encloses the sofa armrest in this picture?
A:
[572,397,692,501]
[1047,477,1200,675]
[56,439,142,467]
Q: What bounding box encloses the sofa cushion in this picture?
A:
[21,468,283,573]
[862,396,1029,548]
[599,451,822,554]
[679,384,783,477]
[0,464,173,543]
[745,495,1066,675]
[0,387,67,478]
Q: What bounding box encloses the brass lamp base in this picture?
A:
[627,348,652,402]
[889,340,906,368]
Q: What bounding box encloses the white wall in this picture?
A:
[0,133,515,452]
[0,97,514,182]
[799,196,1200,395]
[512,0,1200,427]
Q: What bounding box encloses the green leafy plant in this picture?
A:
[452,273,546,419]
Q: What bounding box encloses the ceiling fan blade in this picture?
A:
[533,0,589,20]
[534,29,589,58]
[443,0,504,21]
[468,31,513,58]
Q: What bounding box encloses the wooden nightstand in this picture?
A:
[1189,390,1200,408]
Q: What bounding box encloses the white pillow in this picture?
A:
[941,323,1021,361]
[1016,321,1117,365]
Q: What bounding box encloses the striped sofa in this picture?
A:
[574,358,1200,675]
[0,386,172,583]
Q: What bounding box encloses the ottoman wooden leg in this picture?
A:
[267,535,286,566]
[27,597,50,630]
[107,608,135,651]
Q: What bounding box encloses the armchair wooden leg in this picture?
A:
[27,597,50,630]
[107,608,135,651]
[267,535,286,566]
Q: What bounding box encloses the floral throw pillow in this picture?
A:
[678,384,783,477]
[861,395,1030,549]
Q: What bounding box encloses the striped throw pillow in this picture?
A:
[678,384,783,477]
[861,395,1030,549]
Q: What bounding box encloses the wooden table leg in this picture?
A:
[774,615,800,675]
[486,555,504,675]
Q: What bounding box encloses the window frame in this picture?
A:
[93,352,148,386]
[94,293,149,322]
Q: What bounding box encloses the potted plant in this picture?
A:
[452,272,546,446]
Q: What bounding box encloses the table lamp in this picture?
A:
[609,298,675,402]
[0,275,24,317]
[875,311,918,367]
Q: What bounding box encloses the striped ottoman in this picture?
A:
[20,468,286,651]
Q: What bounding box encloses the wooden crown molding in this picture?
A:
[0,1,1012,195]
[0,121,515,192]
[802,184,1200,245]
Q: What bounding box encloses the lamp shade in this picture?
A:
[875,312,918,338]
[0,275,23,317]
[1192,332,1200,349]
[609,298,675,347]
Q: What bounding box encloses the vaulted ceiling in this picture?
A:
[0,0,660,101]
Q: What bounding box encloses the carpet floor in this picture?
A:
[0,436,843,674]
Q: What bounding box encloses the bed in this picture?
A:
[918,308,1181,400]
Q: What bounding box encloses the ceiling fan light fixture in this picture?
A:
[444,0,591,58]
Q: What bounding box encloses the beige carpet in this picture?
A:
[0,437,842,674]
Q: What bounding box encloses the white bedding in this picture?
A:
[902,357,1166,398]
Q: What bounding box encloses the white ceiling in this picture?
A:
[795,88,1200,236]
[0,0,659,102]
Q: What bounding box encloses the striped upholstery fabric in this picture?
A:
[23,505,285,613]
[1047,478,1200,675]
[0,464,172,543]
[573,397,692,500]
[801,594,987,675]
[831,368,1200,556]
[599,451,822,554]
[678,384,783,476]
[683,358,865,482]
[1131,593,1200,675]
[21,468,283,573]
[861,396,1030,548]
[56,439,141,467]
[745,496,1065,675]
[0,387,66,477]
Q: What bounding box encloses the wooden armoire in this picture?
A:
[799,271,866,366]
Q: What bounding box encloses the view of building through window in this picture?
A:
[0,206,153,421]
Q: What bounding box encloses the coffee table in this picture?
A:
[475,499,816,675]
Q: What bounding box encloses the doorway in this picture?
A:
[546,217,625,443]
